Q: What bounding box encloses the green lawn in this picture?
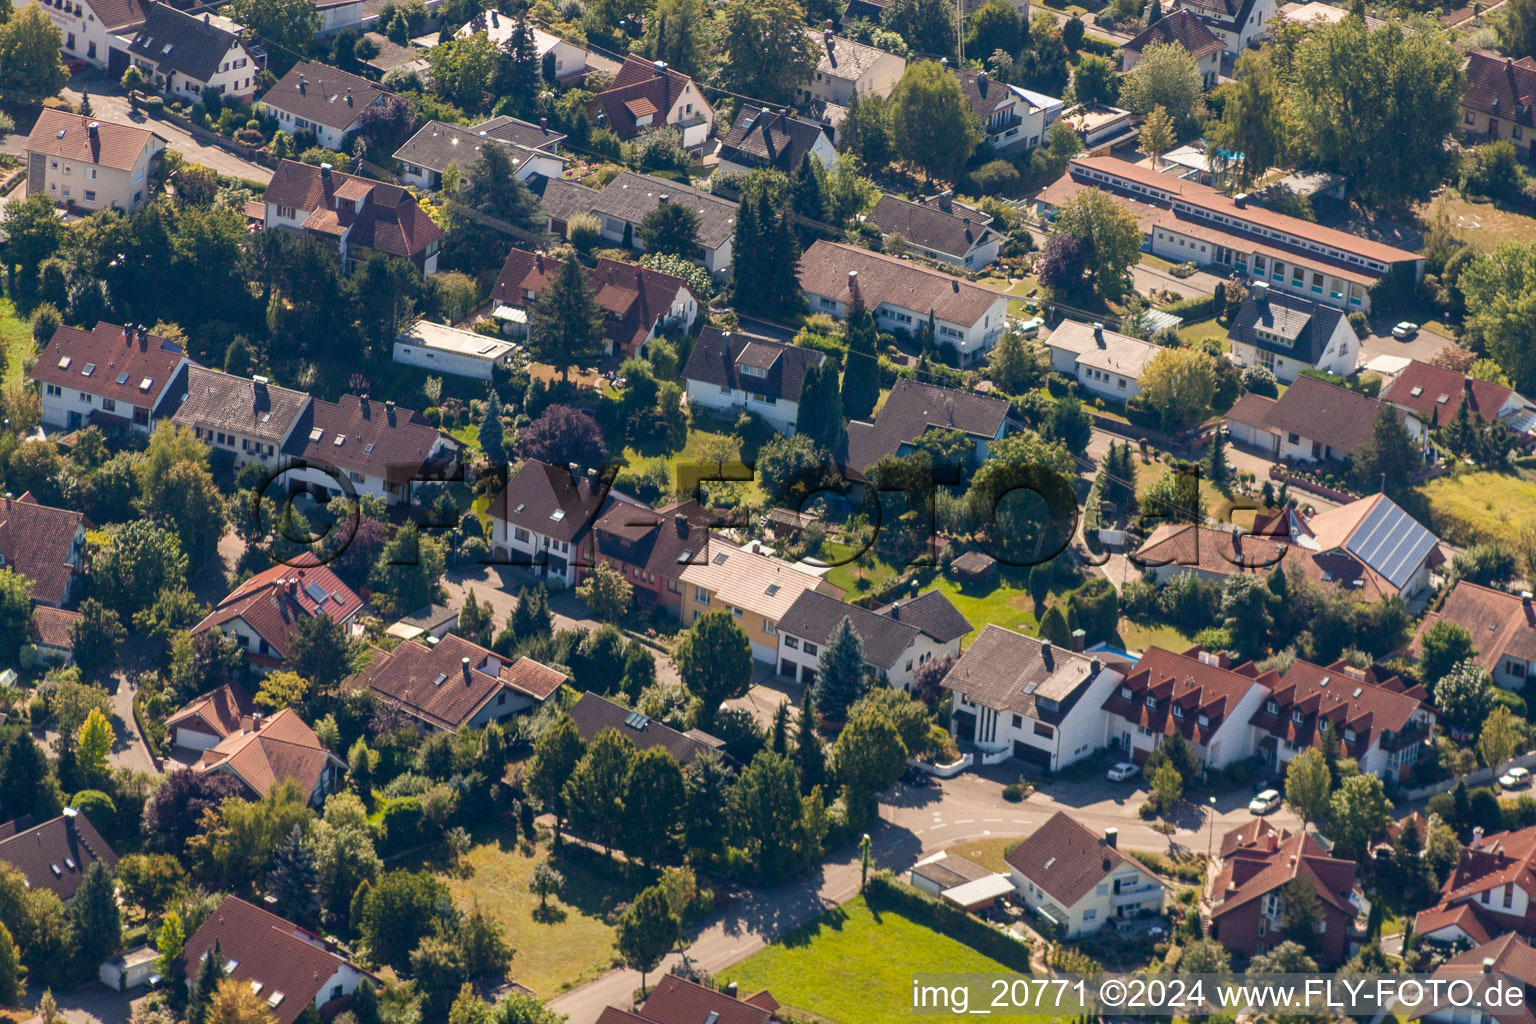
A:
[1117,618,1198,655]
[722,897,1045,1024]
[817,541,902,596]
[429,834,642,997]
[0,296,33,391]
[1177,318,1229,349]
[1422,191,1536,252]
[619,419,768,505]
[940,836,1023,874]
[920,575,1039,642]
[1422,470,1536,546]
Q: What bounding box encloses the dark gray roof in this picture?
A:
[129,3,246,83]
[867,194,996,260]
[569,691,722,765]
[1257,374,1396,459]
[537,177,602,227]
[170,366,309,444]
[489,459,607,544]
[776,589,968,671]
[1175,0,1263,32]
[876,589,972,644]
[262,61,388,132]
[683,327,824,404]
[912,853,993,889]
[473,114,568,151]
[833,379,1011,481]
[940,624,1105,721]
[1227,287,1348,366]
[392,117,564,175]
[590,171,738,250]
[719,105,828,173]
[0,811,117,902]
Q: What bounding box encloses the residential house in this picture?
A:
[909,852,1016,912]
[1173,0,1274,53]
[279,393,457,507]
[1044,319,1161,401]
[1250,658,1434,782]
[455,11,588,83]
[1251,492,1444,602]
[1461,51,1536,160]
[590,56,713,150]
[191,559,364,671]
[1416,824,1536,945]
[28,606,82,665]
[1224,374,1422,463]
[1419,933,1536,1024]
[178,896,372,1024]
[488,459,612,586]
[677,539,844,662]
[832,378,1012,483]
[128,4,259,100]
[568,691,726,766]
[490,248,698,358]
[1004,812,1166,935]
[31,321,190,433]
[1381,358,1536,433]
[393,320,517,381]
[0,810,116,902]
[393,116,566,190]
[20,0,145,67]
[865,193,1002,269]
[1039,156,1423,312]
[1120,10,1223,87]
[310,0,366,32]
[0,492,86,608]
[952,66,1050,152]
[193,708,346,805]
[171,366,311,471]
[590,496,714,616]
[776,588,970,689]
[1101,645,1271,768]
[262,159,443,273]
[260,61,390,151]
[716,105,837,177]
[165,681,255,751]
[1056,102,1135,150]
[1279,0,1384,27]
[800,26,905,106]
[24,110,164,212]
[634,975,781,1024]
[1132,523,1287,586]
[539,171,739,276]
[1413,581,1536,689]
[1226,284,1361,383]
[682,326,825,435]
[798,241,1010,366]
[944,625,1126,771]
[351,635,566,731]
[1207,819,1366,965]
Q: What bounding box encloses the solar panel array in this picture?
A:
[1344,498,1437,591]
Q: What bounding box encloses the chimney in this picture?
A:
[726,982,739,999]
[1093,321,1104,344]
[490,9,497,24]
[951,279,959,292]
[123,324,132,345]
[386,399,396,424]
[977,70,988,90]
[653,60,668,76]
[252,712,263,731]
[1484,957,1497,974]
[320,162,332,180]
[938,191,952,212]
[240,715,255,732]
[889,601,899,620]
[1071,628,1085,652]
[1090,656,1102,675]
[253,374,270,392]
[299,74,307,95]
[88,121,99,142]
[721,329,731,358]
[62,807,78,830]
[1234,193,1248,208]
[203,11,209,21]
[568,461,580,485]
[1474,826,1486,849]
[346,87,353,106]
[1041,639,1053,663]
[540,117,548,132]
[847,269,859,300]
[1465,377,1475,396]
[462,656,472,683]
[1104,827,1118,849]
[137,323,149,346]
[1522,591,1533,604]
[1253,281,1270,303]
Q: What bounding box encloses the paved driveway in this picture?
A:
[1360,324,1455,365]
[19,982,149,1024]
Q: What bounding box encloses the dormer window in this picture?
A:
[1171,705,1184,719]
[1145,696,1158,710]
[740,364,766,378]
[1343,728,1356,743]
[1291,709,1305,724]
[1197,714,1210,727]
[1265,699,1279,714]
[1119,686,1132,699]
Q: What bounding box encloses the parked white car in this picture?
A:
[1391,322,1419,339]
[1249,789,1282,814]
[1017,316,1046,337]
[1501,766,1531,789]
[1107,762,1140,782]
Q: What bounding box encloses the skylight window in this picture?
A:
[49,864,61,877]
[261,412,272,423]
[1410,386,1423,397]
[550,509,566,521]
[267,993,284,1008]
[363,443,375,454]
[765,583,780,596]
[116,372,129,385]
[139,378,153,391]
[334,434,346,446]
[713,552,728,564]
[309,427,324,442]
[81,363,95,376]
[249,981,263,996]
[58,356,71,370]
[64,857,76,870]
[432,672,448,686]
[223,959,238,973]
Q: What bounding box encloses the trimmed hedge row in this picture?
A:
[1158,294,1219,321]
[1080,34,1119,56]
[865,873,1033,972]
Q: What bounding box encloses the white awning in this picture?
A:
[941,874,1016,909]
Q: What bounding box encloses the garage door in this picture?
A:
[1012,740,1052,768]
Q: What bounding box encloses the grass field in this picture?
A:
[1422,470,1536,546]
[722,897,1052,1024]
[817,541,902,595]
[1177,318,1229,349]
[920,575,1039,641]
[432,835,642,997]
[0,297,33,391]
[620,421,768,505]
[1422,191,1536,252]
[1118,618,1198,655]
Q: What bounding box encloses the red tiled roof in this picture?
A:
[1415,825,1536,943]
[1101,645,1267,743]
[179,896,368,1024]
[0,811,116,901]
[1209,820,1359,927]
[24,110,163,172]
[1003,810,1155,908]
[1246,658,1432,758]
[1415,580,1536,677]
[28,606,80,649]
[262,61,390,133]
[490,248,695,357]
[1132,523,1285,578]
[192,558,363,660]
[350,634,564,730]
[1123,9,1224,59]
[590,55,712,141]
[1463,51,1536,128]
[281,394,451,485]
[165,682,256,742]
[30,321,186,413]
[638,975,772,1024]
[0,492,83,607]
[1381,358,1517,425]
[264,160,443,261]
[195,708,341,800]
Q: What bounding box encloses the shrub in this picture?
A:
[144,95,164,115]
[1002,783,1025,802]
[1169,262,1197,278]
[1158,294,1218,320]
[969,159,1024,197]
[1138,801,1157,819]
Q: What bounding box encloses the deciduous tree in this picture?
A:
[675,610,753,728]
[889,61,980,182]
